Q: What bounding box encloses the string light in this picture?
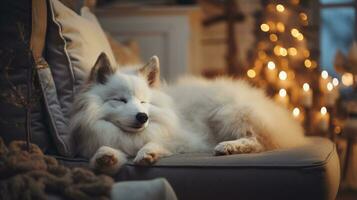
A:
[303,83,310,91]
[334,126,341,134]
[321,70,329,79]
[297,33,304,41]
[304,59,312,68]
[267,61,276,70]
[332,78,339,86]
[288,47,297,56]
[320,107,327,115]
[273,45,281,56]
[291,28,300,37]
[260,23,270,32]
[269,34,278,42]
[247,69,256,78]
[279,47,288,56]
[327,82,333,91]
[299,13,308,21]
[292,107,300,117]
[276,4,285,12]
[279,88,287,97]
[279,71,288,80]
[341,73,354,86]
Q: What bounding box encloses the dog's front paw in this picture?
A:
[134,149,159,165]
[90,146,125,175]
[214,138,263,156]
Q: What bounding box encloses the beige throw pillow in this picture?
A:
[51,0,117,86]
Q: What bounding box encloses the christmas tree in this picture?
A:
[246,0,340,136]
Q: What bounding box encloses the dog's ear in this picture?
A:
[139,55,160,87]
[89,53,115,84]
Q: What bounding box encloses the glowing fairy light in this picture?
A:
[279,71,287,80]
[247,69,256,78]
[274,45,281,56]
[303,83,310,91]
[332,78,339,86]
[269,34,278,42]
[288,47,297,56]
[321,70,329,79]
[291,28,299,37]
[297,33,304,41]
[279,88,287,97]
[267,61,276,70]
[304,59,312,68]
[260,23,270,32]
[292,107,300,117]
[276,4,285,12]
[320,107,327,115]
[327,82,333,91]
[279,47,288,56]
[299,12,308,21]
[341,73,354,86]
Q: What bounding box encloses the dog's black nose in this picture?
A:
[136,112,148,124]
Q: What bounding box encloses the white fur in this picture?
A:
[70,56,307,175]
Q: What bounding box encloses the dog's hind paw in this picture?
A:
[90,146,126,175]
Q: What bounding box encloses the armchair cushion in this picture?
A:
[116,137,340,200]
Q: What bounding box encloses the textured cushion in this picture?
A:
[43,0,117,156]
[116,137,340,200]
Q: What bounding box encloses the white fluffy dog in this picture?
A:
[70,53,306,175]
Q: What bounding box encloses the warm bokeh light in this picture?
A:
[279,88,287,97]
[332,78,339,86]
[320,107,327,115]
[269,34,278,42]
[292,107,300,117]
[327,82,333,91]
[276,4,285,12]
[304,59,312,68]
[279,71,287,80]
[303,83,310,91]
[288,47,297,56]
[334,126,341,134]
[321,70,329,79]
[291,28,299,37]
[260,23,270,32]
[267,61,276,70]
[311,60,317,68]
[299,13,308,21]
[341,73,354,86]
[279,47,288,56]
[296,33,304,41]
[274,45,281,56]
[276,22,285,32]
[247,69,256,78]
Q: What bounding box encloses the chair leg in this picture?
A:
[342,137,353,181]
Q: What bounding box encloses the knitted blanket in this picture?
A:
[0,138,114,200]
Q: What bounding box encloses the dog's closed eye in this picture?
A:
[112,98,127,103]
